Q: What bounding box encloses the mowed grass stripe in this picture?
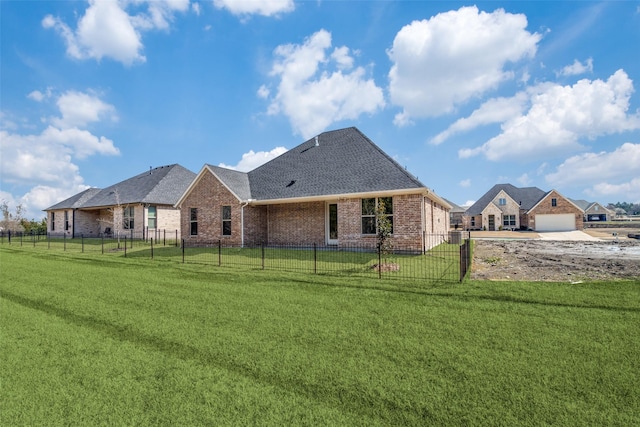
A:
[1,247,639,426]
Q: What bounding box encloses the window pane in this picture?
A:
[362,198,375,216]
[190,222,198,236]
[222,205,231,220]
[190,208,197,221]
[362,217,376,234]
[380,197,393,215]
[222,221,231,236]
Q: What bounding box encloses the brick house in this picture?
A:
[44,164,196,238]
[463,184,584,231]
[176,127,451,251]
[572,200,615,222]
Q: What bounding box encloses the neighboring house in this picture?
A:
[176,127,451,251]
[572,200,614,222]
[463,184,584,231]
[444,199,467,229]
[45,164,196,238]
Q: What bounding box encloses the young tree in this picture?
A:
[376,198,393,261]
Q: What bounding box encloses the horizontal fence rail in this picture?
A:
[1,231,471,284]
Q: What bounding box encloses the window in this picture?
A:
[190,208,198,236]
[551,198,557,207]
[471,216,475,227]
[361,197,393,235]
[503,215,516,227]
[64,211,70,231]
[222,205,231,236]
[148,206,157,229]
[499,198,506,206]
[123,206,135,230]
[51,212,55,231]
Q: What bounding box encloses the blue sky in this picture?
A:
[2,0,639,220]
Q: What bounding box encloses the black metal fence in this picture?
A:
[0,231,472,283]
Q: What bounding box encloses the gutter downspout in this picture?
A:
[240,201,250,248]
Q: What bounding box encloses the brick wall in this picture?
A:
[528,190,584,230]
[179,170,243,245]
[266,202,326,245]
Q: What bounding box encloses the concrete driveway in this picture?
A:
[537,230,602,241]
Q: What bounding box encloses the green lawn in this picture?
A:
[1,246,638,426]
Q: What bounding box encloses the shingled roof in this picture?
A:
[186,127,446,206]
[45,164,196,210]
[465,184,547,216]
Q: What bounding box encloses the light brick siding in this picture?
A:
[529,191,584,230]
[180,170,243,245]
[153,206,181,236]
[73,210,101,236]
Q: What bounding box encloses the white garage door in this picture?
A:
[535,214,576,231]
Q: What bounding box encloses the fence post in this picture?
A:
[218,240,222,266]
[163,229,166,247]
[82,234,84,253]
[124,236,127,257]
[377,244,382,279]
[48,233,50,250]
[63,233,66,251]
[33,232,36,247]
[20,232,23,247]
[151,238,154,259]
[313,243,317,274]
[261,243,265,270]
[102,234,104,254]
[8,230,11,245]
[182,239,185,263]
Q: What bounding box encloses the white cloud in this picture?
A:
[587,178,640,203]
[388,6,541,124]
[459,70,640,161]
[257,85,270,99]
[557,58,593,77]
[459,179,471,188]
[27,90,49,102]
[0,91,120,218]
[213,0,294,17]
[219,147,288,172]
[42,0,189,65]
[264,29,385,138]
[546,143,640,187]
[51,90,118,129]
[517,173,532,186]
[430,93,529,145]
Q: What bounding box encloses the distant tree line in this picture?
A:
[607,202,640,216]
[0,201,47,234]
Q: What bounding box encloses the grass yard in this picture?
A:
[1,246,639,426]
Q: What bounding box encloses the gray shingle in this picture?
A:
[45,188,102,211]
[207,165,251,201]
[247,127,425,201]
[46,164,196,210]
[465,184,546,216]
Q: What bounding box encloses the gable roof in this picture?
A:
[179,127,450,208]
[465,184,546,216]
[45,164,196,211]
[45,188,102,211]
[529,189,584,213]
[247,127,426,201]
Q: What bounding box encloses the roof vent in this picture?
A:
[286,180,296,187]
[315,136,319,147]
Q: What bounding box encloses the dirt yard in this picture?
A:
[471,229,640,282]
